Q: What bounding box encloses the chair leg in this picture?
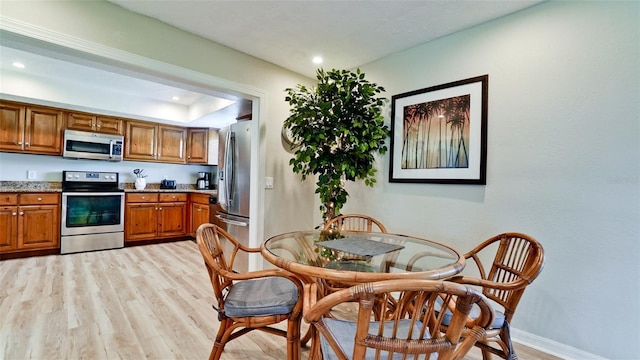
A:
[481,348,493,360]
[287,317,302,360]
[210,318,232,360]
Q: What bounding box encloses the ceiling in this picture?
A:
[1,0,544,128]
[107,0,545,78]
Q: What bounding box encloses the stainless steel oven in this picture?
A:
[61,171,125,254]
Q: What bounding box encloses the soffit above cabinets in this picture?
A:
[0,44,252,129]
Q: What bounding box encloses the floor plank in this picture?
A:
[0,241,560,359]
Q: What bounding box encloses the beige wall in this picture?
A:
[351,1,638,358]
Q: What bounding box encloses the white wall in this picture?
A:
[343,2,637,358]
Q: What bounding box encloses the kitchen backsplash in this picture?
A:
[0,152,216,185]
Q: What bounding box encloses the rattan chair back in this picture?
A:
[304,279,495,360]
[323,214,387,233]
[453,232,545,360]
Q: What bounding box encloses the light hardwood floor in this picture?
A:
[0,241,560,360]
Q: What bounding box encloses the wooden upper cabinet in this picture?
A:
[157,125,186,163]
[24,106,64,155]
[125,120,157,161]
[67,112,123,135]
[0,101,63,155]
[187,128,208,164]
[125,121,186,163]
[0,101,25,152]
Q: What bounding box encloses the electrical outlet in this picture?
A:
[27,170,36,179]
[265,177,274,189]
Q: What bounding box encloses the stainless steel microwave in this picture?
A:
[63,129,124,161]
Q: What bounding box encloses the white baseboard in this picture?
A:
[511,328,608,360]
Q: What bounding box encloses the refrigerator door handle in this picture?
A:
[224,130,235,207]
[215,214,249,227]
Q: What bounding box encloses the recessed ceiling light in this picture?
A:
[12,62,25,69]
[172,96,180,101]
[312,56,323,64]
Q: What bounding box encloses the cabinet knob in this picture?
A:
[97,124,101,128]
[37,197,42,201]
[19,211,24,216]
[158,207,163,211]
[12,212,17,216]
[25,142,30,147]
[18,141,22,145]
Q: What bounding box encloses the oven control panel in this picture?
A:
[63,171,119,183]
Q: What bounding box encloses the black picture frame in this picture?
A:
[389,75,488,184]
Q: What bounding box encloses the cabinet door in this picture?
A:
[187,128,208,164]
[0,101,26,152]
[66,112,96,132]
[125,121,157,161]
[158,202,187,237]
[24,106,64,155]
[96,116,123,135]
[0,207,18,252]
[190,202,210,236]
[18,205,60,250]
[125,203,158,240]
[157,125,186,163]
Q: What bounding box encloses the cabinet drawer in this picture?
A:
[0,194,18,206]
[190,193,210,205]
[159,193,187,202]
[126,193,159,203]
[19,193,59,205]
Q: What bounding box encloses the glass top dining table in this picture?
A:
[261,230,465,285]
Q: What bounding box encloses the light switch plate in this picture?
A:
[27,170,36,179]
[265,176,274,189]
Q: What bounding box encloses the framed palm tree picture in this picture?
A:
[389,75,488,184]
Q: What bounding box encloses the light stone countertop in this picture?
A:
[0,181,217,195]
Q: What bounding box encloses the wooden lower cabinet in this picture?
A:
[0,193,60,254]
[125,193,187,242]
[189,193,210,236]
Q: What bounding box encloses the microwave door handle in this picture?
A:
[109,140,114,159]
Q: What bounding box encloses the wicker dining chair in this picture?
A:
[447,232,545,360]
[323,214,387,233]
[196,223,304,360]
[321,214,395,290]
[303,279,495,360]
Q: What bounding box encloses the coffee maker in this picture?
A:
[196,171,212,190]
[196,172,207,190]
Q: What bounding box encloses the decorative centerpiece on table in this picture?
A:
[284,68,390,228]
[133,168,147,190]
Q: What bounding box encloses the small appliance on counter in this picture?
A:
[160,179,177,189]
[196,172,208,190]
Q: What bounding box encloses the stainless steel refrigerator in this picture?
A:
[217,120,251,271]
